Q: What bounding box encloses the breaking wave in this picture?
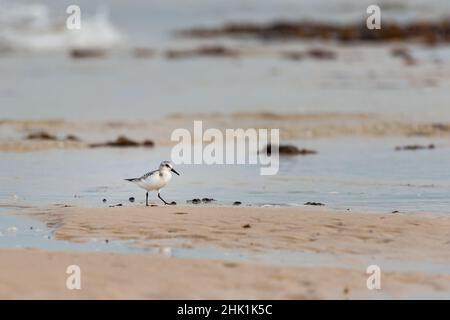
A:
[0,2,124,52]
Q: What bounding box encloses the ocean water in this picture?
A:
[0,0,450,120]
[3,0,450,47]
[2,49,450,120]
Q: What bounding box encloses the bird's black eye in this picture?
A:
[165,164,170,168]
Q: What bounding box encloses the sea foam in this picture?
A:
[0,2,124,52]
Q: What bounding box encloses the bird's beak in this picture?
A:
[171,168,180,176]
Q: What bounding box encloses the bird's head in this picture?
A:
[160,161,180,176]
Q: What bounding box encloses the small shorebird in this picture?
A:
[125,161,180,206]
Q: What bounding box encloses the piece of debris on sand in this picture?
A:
[282,48,337,61]
[64,134,81,142]
[165,45,240,59]
[306,48,337,60]
[89,136,155,148]
[391,48,417,66]
[262,144,318,156]
[304,202,325,206]
[70,48,108,59]
[26,131,57,141]
[395,144,435,151]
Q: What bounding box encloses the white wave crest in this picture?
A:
[0,2,124,52]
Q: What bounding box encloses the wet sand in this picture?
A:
[2,248,450,299]
[26,206,450,261]
[1,113,450,152]
[1,205,450,299]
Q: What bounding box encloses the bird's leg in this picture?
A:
[146,192,149,207]
[158,192,171,205]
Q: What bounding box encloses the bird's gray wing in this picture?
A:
[125,169,158,182]
[140,169,159,180]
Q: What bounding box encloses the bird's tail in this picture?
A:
[125,178,137,182]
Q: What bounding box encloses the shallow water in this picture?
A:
[1,137,448,213]
[0,208,145,252]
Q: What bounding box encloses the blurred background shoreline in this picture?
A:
[1,0,450,120]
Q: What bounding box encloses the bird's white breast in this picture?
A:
[139,171,172,191]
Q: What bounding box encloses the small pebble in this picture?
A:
[392,210,399,214]
[159,247,172,256]
[129,197,135,203]
[102,198,107,203]
[233,201,242,206]
[65,134,80,142]
[242,224,251,229]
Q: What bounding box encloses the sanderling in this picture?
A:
[125,161,180,206]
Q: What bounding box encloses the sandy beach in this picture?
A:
[1,205,450,299]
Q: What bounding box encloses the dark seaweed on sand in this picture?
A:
[262,144,317,156]
[89,136,155,148]
[179,20,450,45]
